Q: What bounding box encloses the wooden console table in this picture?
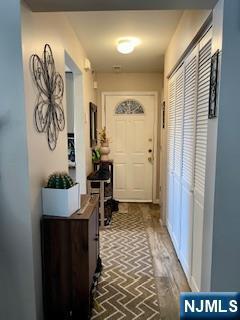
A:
[41,195,100,320]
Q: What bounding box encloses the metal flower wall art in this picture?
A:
[30,44,65,151]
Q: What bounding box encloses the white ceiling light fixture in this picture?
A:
[117,38,140,54]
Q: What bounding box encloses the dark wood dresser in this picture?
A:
[41,195,100,320]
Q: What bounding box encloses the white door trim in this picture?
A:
[64,51,86,194]
[102,91,159,203]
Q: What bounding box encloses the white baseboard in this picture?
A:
[117,199,160,204]
[179,253,191,282]
[117,199,152,203]
[190,276,200,292]
[159,218,164,226]
[153,198,160,204]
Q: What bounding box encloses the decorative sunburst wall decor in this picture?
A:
[30,44,65,151]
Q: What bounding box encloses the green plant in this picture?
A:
[92,148,101,162]
[46,172,74,189]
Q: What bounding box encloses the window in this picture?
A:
[115,99,144,114]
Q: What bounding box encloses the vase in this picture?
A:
[100,140,110,161]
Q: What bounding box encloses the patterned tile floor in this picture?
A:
[91,203,161,320]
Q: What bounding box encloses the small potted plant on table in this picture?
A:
[99,127,110,161]
[42,172,80,217]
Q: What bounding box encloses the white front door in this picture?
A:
[104,94,155,202]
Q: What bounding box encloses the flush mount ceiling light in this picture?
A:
[117,38,140,54]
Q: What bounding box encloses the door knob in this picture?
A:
[148,157,152,162]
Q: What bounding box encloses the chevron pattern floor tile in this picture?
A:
[91,204,161,320]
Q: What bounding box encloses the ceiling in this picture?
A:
[25,0,218,12]
[67,11,184,73]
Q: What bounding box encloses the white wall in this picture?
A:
[203,0,240,291]
[96,72,163,123]
[0,1,37,319]
[161,9,211,222]
[21,3,96,319]
[201,0,223,292]
[163,3,240,291]
[66,72,74,134]
[164,10,211,79]
[96,72,163,199]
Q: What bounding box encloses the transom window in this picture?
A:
[115,99,144,114]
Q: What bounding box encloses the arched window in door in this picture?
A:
[115,99,144,114]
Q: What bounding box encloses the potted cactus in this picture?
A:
[42,172,80,217]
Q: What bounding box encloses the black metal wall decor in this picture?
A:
[30,44,65,150]
[209,50,219,119]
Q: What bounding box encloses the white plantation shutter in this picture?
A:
[174,67,184,178]
[182,50,198,188]
[167,77,176,173]
[194,38,212,195]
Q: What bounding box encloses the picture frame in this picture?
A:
[162,101,166,129]
[208,50,219,119]
[90,102,98,147]
[68,133,75,167]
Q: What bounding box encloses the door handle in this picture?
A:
[148,157,153,163]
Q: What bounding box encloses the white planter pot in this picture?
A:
[42,183,81,217]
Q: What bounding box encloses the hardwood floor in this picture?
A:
[139,203,190,320]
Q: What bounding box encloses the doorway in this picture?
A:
[65,71,75,180]
[102,92,158,202]
[65,51,87,194]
